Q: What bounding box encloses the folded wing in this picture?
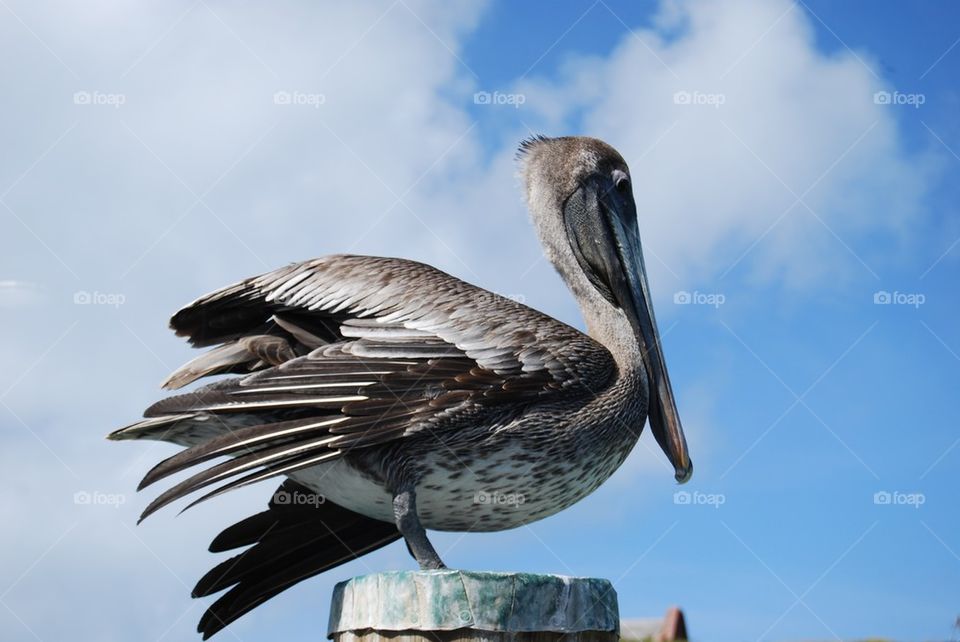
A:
[113,255,614,521]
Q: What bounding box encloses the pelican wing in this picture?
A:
[113,255,613,520]
[168,254,603,379]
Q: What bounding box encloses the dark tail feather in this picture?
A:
[195,480,400,639]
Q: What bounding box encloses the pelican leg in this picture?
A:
[393,488,446,570]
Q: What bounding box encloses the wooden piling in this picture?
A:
[328,570,620,642]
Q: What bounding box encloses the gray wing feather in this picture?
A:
[117,255,614,521]
[169,254,607,383]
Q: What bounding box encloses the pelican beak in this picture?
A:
[563,173,692,483]
[601,180,692,483]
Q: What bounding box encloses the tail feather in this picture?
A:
[194,480,400,639]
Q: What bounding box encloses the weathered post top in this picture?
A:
[328,570,620,642]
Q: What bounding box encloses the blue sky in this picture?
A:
[1,1,958,641]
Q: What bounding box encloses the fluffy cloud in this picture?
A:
[1,2,492,640]
[515,0,932,289]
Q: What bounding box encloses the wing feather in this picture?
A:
[120,255,613,521]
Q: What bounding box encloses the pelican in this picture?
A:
[110,135,692,639]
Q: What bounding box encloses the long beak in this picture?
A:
[599,183,693,483]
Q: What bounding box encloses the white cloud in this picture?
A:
[515,0,933,290]
[1,2,493,639]
[0,281,46,308]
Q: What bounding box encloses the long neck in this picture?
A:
[527,197,644,375]
[556,254,644,374]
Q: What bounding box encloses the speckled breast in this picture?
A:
[294,369,648,532]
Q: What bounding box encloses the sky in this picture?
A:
[0,1,958,640]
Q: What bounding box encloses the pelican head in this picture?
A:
[519,135,692,483]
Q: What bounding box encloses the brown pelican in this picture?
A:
[110,135,692,639]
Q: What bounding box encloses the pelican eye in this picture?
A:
[613,171,630,195]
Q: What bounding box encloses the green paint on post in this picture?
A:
[328,570,619,638]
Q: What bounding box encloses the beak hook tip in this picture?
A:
[674,460,693,484]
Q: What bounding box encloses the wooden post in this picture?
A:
[328,570,620,642]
